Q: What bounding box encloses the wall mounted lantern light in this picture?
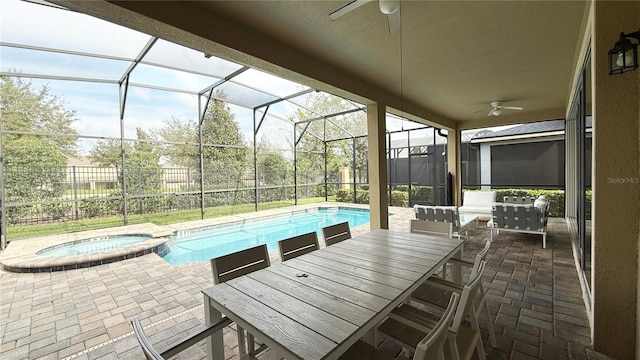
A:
[608,29,640,75]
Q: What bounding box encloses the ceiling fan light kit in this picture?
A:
[379,0,400,14]
[486,101,524,117]
[329,0,401,35]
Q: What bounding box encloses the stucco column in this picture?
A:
[367,103,388,229]
[592,2,640,358]
[446,128,461,206]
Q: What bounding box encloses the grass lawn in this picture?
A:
[6,197,330,240]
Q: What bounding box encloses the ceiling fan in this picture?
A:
[329,0,401,35]
[486,101,524,116]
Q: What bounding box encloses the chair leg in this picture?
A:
[483,300,497,347]
[475,339,487,360]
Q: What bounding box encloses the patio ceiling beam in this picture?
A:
[198,66,249,95]
[0,72,119,84]
[199,89,215,125]
[254,88,316,110]
[118,36,157,85]
[0,41,135,62]
[294,107,365,125]
[255,105,270,134]
[294,122,324,145]
[326,118,354,139]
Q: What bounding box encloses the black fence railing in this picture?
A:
[3,165,322,226]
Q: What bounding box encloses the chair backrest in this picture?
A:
[414,205,459,225]
[492,203,546,231]
[210,244,270,284]
[469,239,491,277]
[322,222,351,246]
[131,316,164,360]
[410,219,454,238]
[503,196,536,204]
[413,293,460,360]
[278,231,319,261]
[450,261,486,334]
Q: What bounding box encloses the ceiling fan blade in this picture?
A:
[329,0,373,20]
[387,9,401,34]
[487,109,494,116]
[503,106,524,110]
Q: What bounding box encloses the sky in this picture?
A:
[0,0,501,158]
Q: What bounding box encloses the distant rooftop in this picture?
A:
[471,117,592,141]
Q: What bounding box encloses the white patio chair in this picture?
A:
[339,293,460,360]
[278,231,319,261]
[211,244,271,356]
[378,261,488,360]
[412,239,497,348]
[131,315,232,360]
[322,221,351,246]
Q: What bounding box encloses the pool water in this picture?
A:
[162,207,370,265]
[37,235,152,256]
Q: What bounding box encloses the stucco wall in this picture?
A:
[592,1,640,358]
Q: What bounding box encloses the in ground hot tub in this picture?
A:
[37,234,153,256]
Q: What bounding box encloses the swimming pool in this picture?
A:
[37,234,153,256]
[162,207,370,265]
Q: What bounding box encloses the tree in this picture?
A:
[257,139,290,186]
[201,99,249,181]
[289,93,368,191]
[153,94,250,193]
[89,139,132,172]
[150,116,199,168]
[1,76,78,155]
[1,76,78,223]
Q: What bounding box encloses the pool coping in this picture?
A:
[0,203,376,273]
[0,223,172,273]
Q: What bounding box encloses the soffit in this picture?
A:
[60,0,587,128]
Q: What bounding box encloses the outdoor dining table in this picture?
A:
[201,229,464,360]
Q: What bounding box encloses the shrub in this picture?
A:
[390,190,408,207]
[355,189,369,204]
[411,186,433,204]
[43,203,72,221]
[335,189,353,203]
[79,197,121,218]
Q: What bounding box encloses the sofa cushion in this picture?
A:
[462,191,496,206]
[458,205,492,214]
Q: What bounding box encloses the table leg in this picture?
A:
[204,293,225,360]
[451,246,464,284]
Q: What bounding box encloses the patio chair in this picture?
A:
[130,315,232,360]
[322,222,351,246]
[491,202,549,248]
[378,261,488,360]
[503,195,536,204]
[211,244,271,356]
[411,239,497,347]
[412,205,473,239]
[278,231,319,261]
[339,293,460,360]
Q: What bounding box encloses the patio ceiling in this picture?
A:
[55,0,588,130]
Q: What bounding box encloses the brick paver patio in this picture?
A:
[0,203,610,359]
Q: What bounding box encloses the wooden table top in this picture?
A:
[202,229,463,360]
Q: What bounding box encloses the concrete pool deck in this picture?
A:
[0,203,604,359]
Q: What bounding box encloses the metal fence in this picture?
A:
[2,165,322,226]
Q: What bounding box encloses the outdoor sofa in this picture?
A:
[458,191,496,221]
